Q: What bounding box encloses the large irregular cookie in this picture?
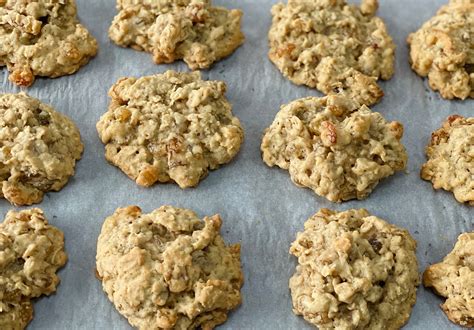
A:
[96,205,243,330]
[261,95,407,202]
[0,93,83,206]
[0,208,67,330]
[407,0,474,99]
[109,0,244,69]
[0,0,98,87]
[421,115,474,205]
[96,71,243,188]
[268,0,395,106]
[289,208,419,329]
[423,232,474,327]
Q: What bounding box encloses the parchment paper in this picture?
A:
[0,0,472,329]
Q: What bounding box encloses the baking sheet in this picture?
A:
[1,0,472,329]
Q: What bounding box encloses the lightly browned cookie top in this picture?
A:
[0,0,98,87]
[0,93,84,206]
[268,0,395,106]
[96,70,244,189]
[0,208,67,330]
[289,208,420,330]
[407,0,474,100]
[421,115,474,206]
[261,94,407,203]
[96,205,243,330]
[423,232,474,327]
[109,0,244,70]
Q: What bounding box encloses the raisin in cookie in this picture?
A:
[407,0,474,100]
[109,0,244,70]
[268,0,395,106]
[96,205,243,330]
[96,71,243,189]
[289,208,419,329]
[0,208,67,330]
[0,93,83,206]
[424,232,474,327]
[261,95,407,202]
[421,115,473,205]
[0,0,98,87]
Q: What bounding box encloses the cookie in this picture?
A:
[0,93,84,206]
[0,0,98,87]
[0,208,67,330]
[96,71,243,188]
[423,232,474,327]
[261,94,407,202]
[268,0,395,106]
[421,115,474,205]
[0,300,33,330]
[289,208,419,329]
[407,0,474,100]
[109,0,244,70]
[96,205,243,330]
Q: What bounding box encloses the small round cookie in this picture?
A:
[109,0,244,70]
[268,0,395,106]
[407,0,474,100]
[96,71,244,189]
[421,115,473,205]
[96,205,243,330]
[0,0,98,87]
[261,94,407,202]
[0,93,84,206]
[423,232,474,327]
[289,208,420,329]
[0,208,67,302]
[0,300,33,330]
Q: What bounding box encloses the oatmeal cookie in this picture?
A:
[96,205,243,330]
[261,95,407,202]
[109,0,244,70]
[289,208,419,329]
[407,0,474,99]
[0,300,33,330]
[0,0,98,87]
[96,71,243,189]
[0,93,84,206]
[0,208,67,330]
[421,115,473,205]
[268,0,395,106]
[423,232,474,327]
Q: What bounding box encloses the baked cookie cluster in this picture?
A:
[109,0,244,69]
[0,0,98,87]
[268,0,395,106]
[96,205,243,330]
[261,94,407,202]
[408,0,474,100]
[0,209,67,329]
[0,93,83,206]
[96,71,244,188]
[289,208,420,329]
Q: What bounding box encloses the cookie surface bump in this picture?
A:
[268,0,395,106]
[97,71,244,189]
[96,205,243,330]
[421,115,474,205]
[109,0,244,69]
[423,232,474,327]
[407,0,474,99]
[289,208,419,329]
[261,95,407,202]
[0,93,83,206]
[0,0,98,87]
